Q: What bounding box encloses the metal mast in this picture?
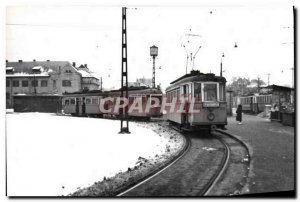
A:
[119,7,130,134]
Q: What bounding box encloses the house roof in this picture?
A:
[6,60,99,80]
[6,61,75,74]
[77,69,94,78]
[262,84,294,91]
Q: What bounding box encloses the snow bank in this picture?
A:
[6,113,182,196]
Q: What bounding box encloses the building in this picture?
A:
[6,60,100,109]
[260,84,294,106]
[235,84,294,114]
[128,77,152,88]
[76,64,100,91]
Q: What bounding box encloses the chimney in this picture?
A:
[84,64,87,68]
[46,60,50,62]
[18,60,22,63]
[72,62,76,67]
[6,60,8,63]
[33,59,36,62]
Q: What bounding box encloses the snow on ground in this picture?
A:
[6,113,182,196]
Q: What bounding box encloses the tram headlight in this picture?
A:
[207,113,215,121]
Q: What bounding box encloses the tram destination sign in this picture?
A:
[203,102,220,107]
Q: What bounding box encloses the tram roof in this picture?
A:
[168,70,226,87]
[62,86,162,96]
[110,86,163,94]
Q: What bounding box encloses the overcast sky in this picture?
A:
[6,5,294,90]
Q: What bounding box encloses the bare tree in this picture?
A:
[251,76,266,93]
[227,77,251,96]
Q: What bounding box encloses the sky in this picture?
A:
[5,4,294,91]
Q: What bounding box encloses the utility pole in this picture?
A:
[257,76,261,93]
[119,7,130,134]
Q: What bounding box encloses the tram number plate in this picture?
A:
[203,102,219,107]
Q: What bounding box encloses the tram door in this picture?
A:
[250,97,253,113]
[75,98,80,115]
[82,97,86,115]
[181,84,190,125]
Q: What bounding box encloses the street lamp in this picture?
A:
[150,45,158,88]
[234,42,238,48]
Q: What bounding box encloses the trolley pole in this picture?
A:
[119,7,130,134]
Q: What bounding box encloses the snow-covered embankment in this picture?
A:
[6,113,186,196]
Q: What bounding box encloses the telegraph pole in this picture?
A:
[119,7,130,134]
[257,76,261,93]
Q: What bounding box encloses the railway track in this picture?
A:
[117,127,250,196]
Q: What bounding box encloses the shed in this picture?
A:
[13,94,62,113]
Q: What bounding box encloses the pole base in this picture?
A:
[119,127,131,134]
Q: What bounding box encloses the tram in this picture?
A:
[165,70,227,131]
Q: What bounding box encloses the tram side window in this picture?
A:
[129,97,134,104]
[70,99,75,105]
[203,84,217,101]
[183,85,189,97]
[92,98,98,105]
[85,98,91,105]
[142,96,146,103]
[64,99,70,105]
[194,83,201,101]
[186,85,189,97]
[219,84,225,101]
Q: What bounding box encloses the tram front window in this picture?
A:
[203,83,217,101]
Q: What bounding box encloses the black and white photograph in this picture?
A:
[3,0,296,198]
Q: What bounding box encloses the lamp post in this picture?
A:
[150,45,158,88]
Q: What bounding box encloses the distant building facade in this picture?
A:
[128,77,152,88]
[6,60,100,108]
[233,84,294,114]
[260,84,294,106]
